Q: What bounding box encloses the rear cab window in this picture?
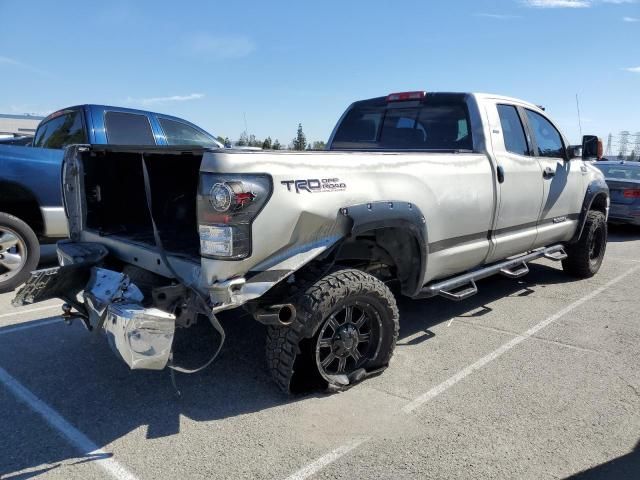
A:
[33,109,87,149]
[330,95,473,151]
[104,111,156,145]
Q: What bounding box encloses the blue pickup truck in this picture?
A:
[0,104,221,292]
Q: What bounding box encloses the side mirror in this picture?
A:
[566,145,582,160]
[582,135,603,161]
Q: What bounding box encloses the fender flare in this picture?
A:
[570,178,609,244]
[339,201,428,296]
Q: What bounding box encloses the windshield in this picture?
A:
[595,164,640,180]
[331,100,472,151]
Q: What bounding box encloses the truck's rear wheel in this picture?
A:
[266,268,399,393]
[562,210,607,278]
[0,212,40,293]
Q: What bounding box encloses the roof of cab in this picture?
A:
[42,104,197,124]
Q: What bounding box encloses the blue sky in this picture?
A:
[0,0,638,145]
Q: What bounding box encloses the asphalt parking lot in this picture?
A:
[1,227,639,480]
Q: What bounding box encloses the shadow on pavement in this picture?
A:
[608,224,640,243]
[0,261,586,476]
[566,440,639,480]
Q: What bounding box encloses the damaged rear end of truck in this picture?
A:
[12,144,251,372]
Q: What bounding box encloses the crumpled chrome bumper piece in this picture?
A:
[84,267,176,370]
[208,269,294,313]
[104,303,175,370]
[13,244,177,371]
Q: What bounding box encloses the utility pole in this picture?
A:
[605,133,613,157]
[633,132,640,161]
[619,131,630,159]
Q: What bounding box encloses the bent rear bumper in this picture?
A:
[13,241,177,371]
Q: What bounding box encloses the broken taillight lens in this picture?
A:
[197,174,272,260]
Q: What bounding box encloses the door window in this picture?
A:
[497,105,530,156]
[158,118,218,147]
[33,110,86,149]
[525,110,564,158]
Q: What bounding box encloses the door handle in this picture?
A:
[497,165,505,183]
[543,167,556,179]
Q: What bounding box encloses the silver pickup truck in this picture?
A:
[14,91,609,392]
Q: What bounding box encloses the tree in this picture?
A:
[236,132,249,146]
[272,139,281,150]
[311,140,326,150]
[629,150,637,162]
[215,136,225,144]
[292,123,306,151]
[262,137,272,150]
[248,134,262,147]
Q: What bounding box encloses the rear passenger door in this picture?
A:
[523,109,584,245]
[485,103,544,262]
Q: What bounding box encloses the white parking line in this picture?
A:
[0,366,139,480]
[282,265,640,479]
[283,438,369,480]
[403,266,639,413]
[0,304,62,320]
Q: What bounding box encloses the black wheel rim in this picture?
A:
[589,225,605,264]
[315,301,382,381]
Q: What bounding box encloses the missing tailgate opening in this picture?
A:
[82,150,203,258]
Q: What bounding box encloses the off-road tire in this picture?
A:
[0,212,40,293]
[266,268,399,394]
[562,210,607,278]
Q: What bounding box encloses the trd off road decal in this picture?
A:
[281,178,347,194]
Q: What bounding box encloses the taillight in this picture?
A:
[386,91,426,102]
[197,174,272,260]
[623,189,640,198]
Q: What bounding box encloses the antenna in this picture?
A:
[575,94,583,139]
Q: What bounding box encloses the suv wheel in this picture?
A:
[0,213,40,293]
[562,210,607,278]
[266,268,399,393]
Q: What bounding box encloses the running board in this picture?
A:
[417,245,566,301]
[500,262,529,279]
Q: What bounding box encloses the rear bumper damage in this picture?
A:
[13,242,178,371]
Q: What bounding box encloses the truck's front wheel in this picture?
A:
[562,210,607,278]
[0,212,40,293]
[266,269,399,393]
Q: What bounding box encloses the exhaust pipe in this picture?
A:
[254,304,296,326]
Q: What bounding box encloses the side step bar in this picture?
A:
[417,245,567,302]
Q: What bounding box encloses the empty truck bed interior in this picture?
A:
[82,149,203,258]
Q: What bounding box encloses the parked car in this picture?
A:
[0,104,221,292]
[593,161,640,226]
[14,91,608,392]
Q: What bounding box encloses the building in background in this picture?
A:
[0,113,44,137]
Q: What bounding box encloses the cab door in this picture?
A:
[485,102,545,263]
[523,109,584,245]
